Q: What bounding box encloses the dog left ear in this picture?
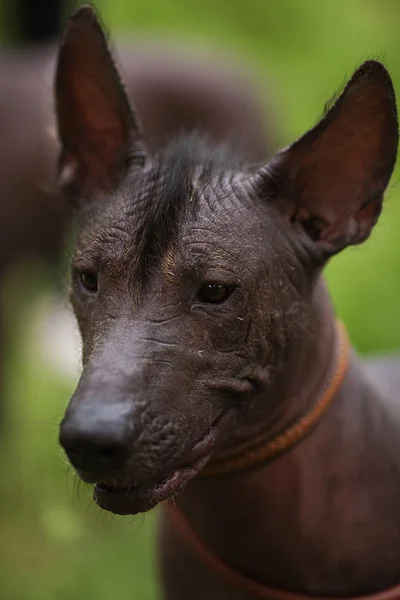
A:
[254,60,398,257]
[55,6,146,205]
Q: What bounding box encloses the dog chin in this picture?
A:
[94,452,211,515]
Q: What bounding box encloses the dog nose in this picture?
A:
[59,403,131,480]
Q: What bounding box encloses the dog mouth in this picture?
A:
[93,409,234,515]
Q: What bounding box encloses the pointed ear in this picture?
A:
[55,6,146,204]
[256,61,398,257]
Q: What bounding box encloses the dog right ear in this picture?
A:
[55,6,146,205]
[251,60,398,258]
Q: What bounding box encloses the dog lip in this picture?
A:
[94,408,235,515]
[181,407,231,464]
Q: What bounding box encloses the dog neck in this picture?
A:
[168,276,400,597]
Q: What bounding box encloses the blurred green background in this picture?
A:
[1,1,400,599]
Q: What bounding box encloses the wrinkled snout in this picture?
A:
[57,324,232,514]
[59,398,133,482]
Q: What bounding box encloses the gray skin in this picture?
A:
[57,7,400,600]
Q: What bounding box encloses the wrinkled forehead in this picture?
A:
[74,146,274,273]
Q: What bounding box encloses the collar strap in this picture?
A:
[165,501,400,600]
[201,320,350,477]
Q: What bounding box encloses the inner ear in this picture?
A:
[257,60,398,257]
[55,6,146,202]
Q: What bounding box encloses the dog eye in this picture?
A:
[197,283,233,304]
[78,271,98,293]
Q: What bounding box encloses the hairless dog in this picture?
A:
[57,7,400,600]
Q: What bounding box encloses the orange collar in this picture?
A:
[201,320,350,477]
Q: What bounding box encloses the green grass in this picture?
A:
[2,1,400,599]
